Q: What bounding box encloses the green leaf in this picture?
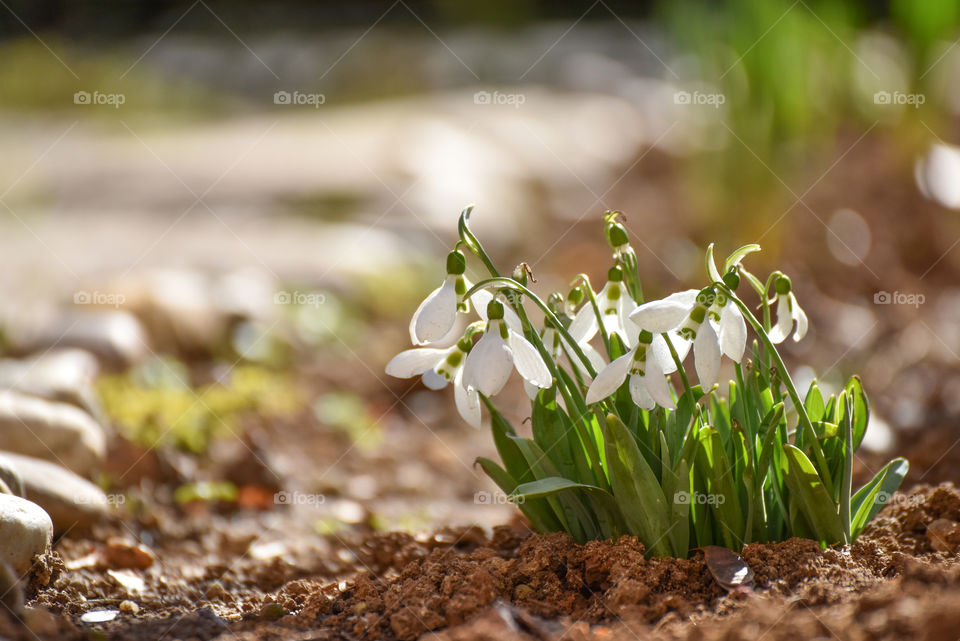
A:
[850,457,909,539]
[804,381,826,423]
[706,243,723,283]
[694,427,745,549]
[603,414,673,556]
[844,376,870,451]
[781,444,846,545]
[510,477,626,539]
[475,457,561,532]
[724,244,761,272]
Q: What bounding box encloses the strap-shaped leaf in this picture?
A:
[510,476,626,539]
[475,457,561,532]
[850,457,909,539]
[843,376,870,451]
[603,414,673,557]
[804,381,826,424]
[781,444,846,545]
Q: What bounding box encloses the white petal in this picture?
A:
[581,343,608,373]
[508,331,552,389]
[568,304,599,343]
[694,320,722,388]
[719,303,747,362]
[768,296,792,344]
[617,295,639,346]
[601,312,626,344]
[421,369,449,390]
[642,355,676,409]
[629,290,697,333]
[385,348,447,379]
[653,333,690,374]
[471,288,493,318]
[629,373,656,409]
[522,379,540,400]
[462,329,514,397]
[454,369,481,429]
[412,278,458,345]
[585,352,633,404]
[792,294,808,341]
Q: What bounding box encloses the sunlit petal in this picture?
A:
[463,330,513,397]
[642,356,676,409]
[719,303,747,362]
[629,373,656,409]
[629,290,697,333]
[412,278,458,344]
[694,320,721,388]
[421,369,449,390]
[454,369,481,428]
[791,293,808,342]
[768,296,792,344]
[568,304,599,343]
[385,347,448,379]
[585,352,633,404]
[508,331,552,388]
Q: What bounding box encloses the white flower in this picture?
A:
[629,287,731,388]
[409,250,477,345]
[522,322,606,399]
[767,276,808,344]
[385,337,481,428]
[708,289,747,362]
[462,301,552,398]
[585,331,675,409]
[568,267,639,348]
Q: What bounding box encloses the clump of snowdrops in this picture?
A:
[387,206,907,557]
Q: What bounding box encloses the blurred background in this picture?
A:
[1,0,960,538]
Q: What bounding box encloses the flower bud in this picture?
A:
[547,292,564,316]
[606,221,630,249]
[446,250,466,275]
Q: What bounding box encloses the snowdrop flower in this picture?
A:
[568,266,639,348]
[462,300,552,398]
[585,330,675,409]
[629,287,725,388]
[767,275,808,344]
[605,212,636,263]
[385,331,481,427]
[410,250,476,345]
[707,275,747,362]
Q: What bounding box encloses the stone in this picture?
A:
[16,310,149,369]
[0,391,106,478]
[0,349,102,419]
[927,518,960,553]
[0,494,52,574]
[0,452,111,534]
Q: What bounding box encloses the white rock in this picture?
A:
[0,349,101,419]
[0,452,110,534]
[0,392,105,479]
[0,494,52,574]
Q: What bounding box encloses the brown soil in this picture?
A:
[4,483,954,641]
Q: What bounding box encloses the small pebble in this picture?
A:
[927,518,960,553]
[119,600,139,615]
[103,537,155,570]
[80,609,118,624]
[259,602,285,621]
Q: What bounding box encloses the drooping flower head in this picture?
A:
[768,274,808,344]
[462,299,552,398]
[386,327,482,427]
[410,249,473,345]
[586,330,675,409]
[568,265,639,349]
